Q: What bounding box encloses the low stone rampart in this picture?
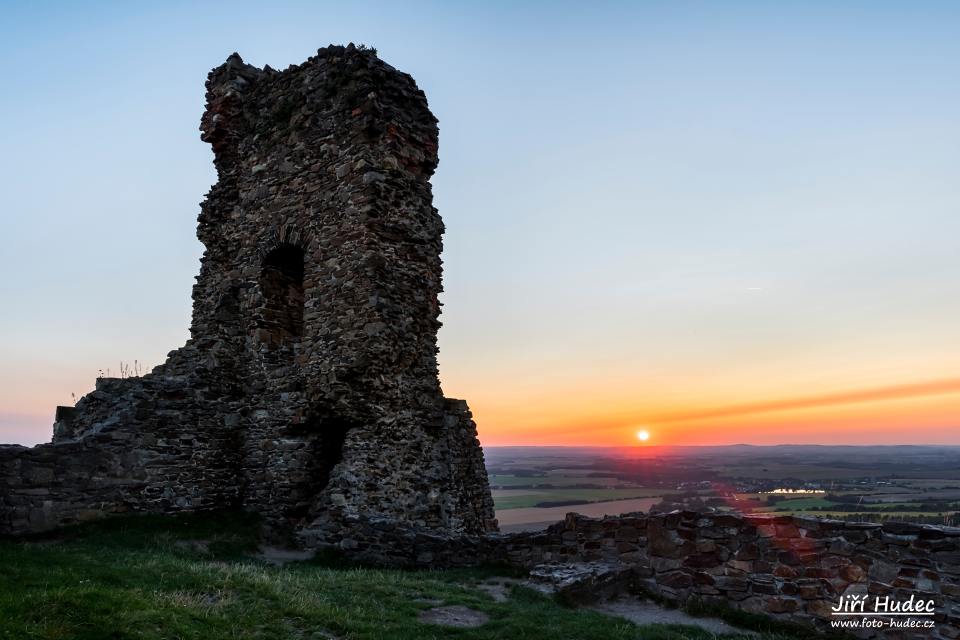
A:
[316,510,960,639]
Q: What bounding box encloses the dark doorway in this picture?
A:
[314,420,350,493]
[259,244,305,346]
[283,418,352,522]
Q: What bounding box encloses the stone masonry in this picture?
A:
[3,45,958,640]
[0,45,496,540]
[312,510,960,639]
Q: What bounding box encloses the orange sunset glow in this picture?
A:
[3,2,959,450]
[441,360,960,447]
[4,5,960,639]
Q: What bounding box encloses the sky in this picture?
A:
[1,1,958,447]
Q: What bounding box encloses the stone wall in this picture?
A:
[0,361,244,535]
[509,511,959,639]
[0,45,496,539]
[0,441,134,534]
[312,510,960,639]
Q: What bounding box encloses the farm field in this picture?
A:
[752,497,836,511]
[486,445,960,530]
[489,467,675,529]
[492,487,671,510]
[497,497,663,532]
[488,474,624,488]
[772,510,957,519]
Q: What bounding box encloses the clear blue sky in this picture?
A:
[2,1,959,446]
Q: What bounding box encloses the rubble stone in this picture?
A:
[0,44,958,640]
[0,45,496,542]
[309,510,960,639]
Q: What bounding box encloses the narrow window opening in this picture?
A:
[258,244,305,346]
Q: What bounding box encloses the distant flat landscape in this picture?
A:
[487,445,960,531]
[497,497,662,532]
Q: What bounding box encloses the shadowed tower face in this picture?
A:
[0,45,497,541]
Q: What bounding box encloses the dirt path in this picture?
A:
[591,599,758,637]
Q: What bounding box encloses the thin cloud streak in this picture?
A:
[530,378,960,443]
[646,378,960,425]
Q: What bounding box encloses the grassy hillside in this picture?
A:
[0,512,795,640]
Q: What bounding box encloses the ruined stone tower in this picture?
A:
[0,45,497,541]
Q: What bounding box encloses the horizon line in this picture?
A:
[483,442,960,448]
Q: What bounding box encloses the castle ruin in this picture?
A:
[0,45,496,541]
[2,47,958,640]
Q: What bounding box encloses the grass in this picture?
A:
[715,463,885,480]
[858,502,924,509]
[766,498,837,511]
[487,474,626,488]
[0,511,794,640]
[493,489,670,510]
[772,510,958,519]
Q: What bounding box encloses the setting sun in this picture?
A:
[636,429,650,442]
